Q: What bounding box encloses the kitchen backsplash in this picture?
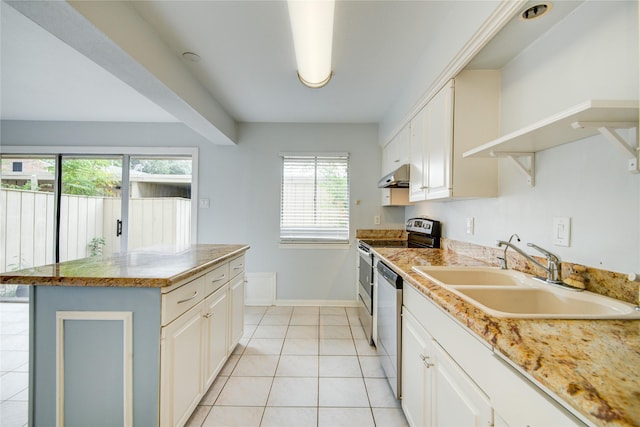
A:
[442,238,639,305]
[355,229,407,240]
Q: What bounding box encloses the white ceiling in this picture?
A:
[0,1,585,136]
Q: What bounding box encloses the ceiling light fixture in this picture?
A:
[520,3,552,21]
[287,0,335,89]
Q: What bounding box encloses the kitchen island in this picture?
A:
[0,244,249,427]
[373,247,639,427]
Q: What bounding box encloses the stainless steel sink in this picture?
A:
[411,266,640,319]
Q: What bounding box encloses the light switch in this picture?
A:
[466,217,474,235]
[553,217,570,246]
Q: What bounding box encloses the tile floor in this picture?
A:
[0,302,29,427]
[0,303,409,427]
[186,305,409,427]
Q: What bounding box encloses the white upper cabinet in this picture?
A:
[409,70,501,202]
[382,123,411,176]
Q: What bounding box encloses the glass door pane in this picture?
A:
[59,156,123,262]
[128,157,192,251]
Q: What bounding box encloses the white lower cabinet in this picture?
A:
[402,284,587,427]
[160,254,246,427]
[203,284,229,389]
[229,273,245,351]
[402,310,491,427]
[160,303,205,427]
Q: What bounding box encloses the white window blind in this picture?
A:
[280,153,350,243]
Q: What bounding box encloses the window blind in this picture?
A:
[280,154,350,243]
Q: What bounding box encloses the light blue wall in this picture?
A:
[405,0,640,274]
[32,286,161,426]
[2,120,400,301]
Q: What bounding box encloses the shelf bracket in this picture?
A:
[490,151,535,186]
[572,121,639,173]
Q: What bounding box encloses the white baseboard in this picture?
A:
[245,273,276,306]
[275,299,358,307]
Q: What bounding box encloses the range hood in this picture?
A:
[378,164,410,188]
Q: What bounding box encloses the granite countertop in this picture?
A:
[0,244,249,288]
[373,247,640,427]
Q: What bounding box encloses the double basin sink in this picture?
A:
[412,266,640,319]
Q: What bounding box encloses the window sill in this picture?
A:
[279,243,352,250]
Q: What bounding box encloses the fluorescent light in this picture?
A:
[287,0,335,88]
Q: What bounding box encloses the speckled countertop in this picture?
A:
[0,244,249,288]
[373,247,640,427]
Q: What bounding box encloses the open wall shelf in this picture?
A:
[462,100,639,184]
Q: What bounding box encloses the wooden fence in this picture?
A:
[0,189,191,273]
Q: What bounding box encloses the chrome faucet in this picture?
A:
[496,239,563,285]
[497,233,520,269]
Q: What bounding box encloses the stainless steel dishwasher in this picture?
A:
[376,260,403,399]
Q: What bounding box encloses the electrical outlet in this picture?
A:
[552,217,570,246]
[374,215,381,225]
[199,198,210,209]
[466,217,474,235]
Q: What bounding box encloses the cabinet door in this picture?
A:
[229,273,245,351]
[401,309,433,427]
[409,107,428,202]
[426,81,454,200]
[203,285,229,389]
[160,304,204,427]
[431,341,492,427]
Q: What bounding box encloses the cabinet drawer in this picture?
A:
[229,255,245,278]
[205,263,230,295]
[162,275,206,326]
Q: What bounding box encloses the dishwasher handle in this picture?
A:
[377,261,403,289]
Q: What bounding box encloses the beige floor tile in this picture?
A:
[290,314,320,326]
[319,339,357,356]
[275,355,318,377]
[350,325,367,340]
[244,313,265,325]
[319,315,350,326]
[372,407,409,427]
[281,338,318,355]
[252,325,288,339]
[358,356,385,378]
[320,307,346,316]
[260,314,291,326]
[261,407,317,427]
[245,306,268,315]
[319,355,362,377]
[244,338,284,355]
[286,325,319,339]
[319,378,370,407]
[202,406,264,427]
[292,306,320,315]
[200,375,229,405]
[219,355,240,376]
[184,405,211,427]
[364,378,401,408]
[265,306,294,315]
[354,339,377,356]
[319,325,352,339]
[216,377,273,407]
[232,355,279,377]
[267,377,318,407]
[318,407,375,427]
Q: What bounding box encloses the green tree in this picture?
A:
[130,159,192,175]
[57,159,120,196]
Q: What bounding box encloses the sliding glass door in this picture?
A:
[59,156,123,262]
[0,149,196,273]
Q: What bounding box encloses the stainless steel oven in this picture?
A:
[357,242,374,344]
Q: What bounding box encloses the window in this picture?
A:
[280,153,350,243]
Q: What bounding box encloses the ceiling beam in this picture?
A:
[8,0,237,145]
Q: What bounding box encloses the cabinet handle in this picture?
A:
[203,312,213,319]
[232,264,244,270]
[420,186,428,190]
[177,291,198,304]
[211,274,226,283]
[419,354,434,368]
